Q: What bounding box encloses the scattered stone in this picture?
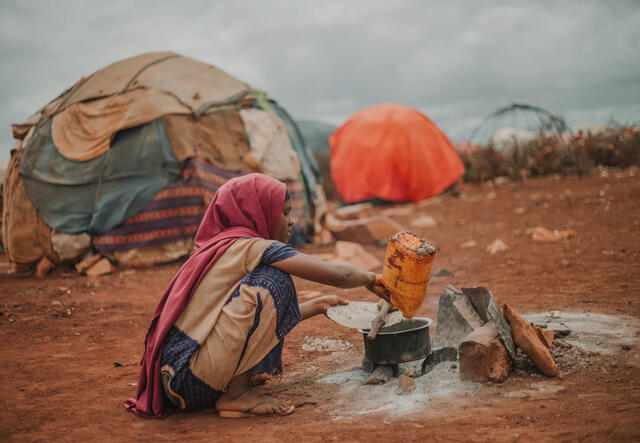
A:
[421,347,458,375]
[113,361,123,367]
[548,322,571,337]
[503,304,557,377]
[535,327,555,348]
[333,202,374,221]
[325,214,405,244]
[51,300,63,308]
[433,269,453,277]
[75,254,102,274]
[526,227,577,243]
[363,365,394,385]
[394,374,416,395]
[410,215,437,228]
[433,285,484,348]
[325,241,382,271]
[57,286,69,294]
[380,205,415,217]
[621,345,631,351]
[35,256,56,278]
[460,240,477,248]
[546,310,561,319]
[486,239,509,254]
[458,322,512,383]
[85,258,115,277]
[462,287,517,359]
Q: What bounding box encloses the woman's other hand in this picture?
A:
[366,275,391,302]
[299,295,348,319]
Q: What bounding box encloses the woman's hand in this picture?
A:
[366,275,391,303]
[299,295,348,319]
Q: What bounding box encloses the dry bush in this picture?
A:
[459,126,640,184]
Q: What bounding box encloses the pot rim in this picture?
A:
[358,317,432,335]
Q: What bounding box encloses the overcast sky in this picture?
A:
[1,0,639,157]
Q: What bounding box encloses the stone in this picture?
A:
[35,256,56,278]
[535,327,554,348]
[326,213,405,244]
[503,304,558,377]
[462,287,517,359]
[333,202,374,221]
[486,239,509,254]
[458,322,512,383]
[433,285,484,348]
[410,215,437,228]
[421,347,458,375]
[394,374,416,395]
[547,322,571,337]
[331,241,381,271]
[363,365,394,385]
[85,258,115,277]
[75,254,102,273]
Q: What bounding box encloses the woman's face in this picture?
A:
[274,199,294,243]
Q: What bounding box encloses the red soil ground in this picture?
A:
[1,169,639,442]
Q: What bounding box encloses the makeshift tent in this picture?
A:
[469,103,568,150]
[2,52,323,273]
[296,119,338,199]
[329,103,464,203]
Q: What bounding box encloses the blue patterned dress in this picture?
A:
[160,239,301,411]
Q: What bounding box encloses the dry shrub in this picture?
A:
[459,126,640,184]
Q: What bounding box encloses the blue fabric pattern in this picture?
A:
[160,326,222,411]
[160,258,302,411]
[260,241,299,265]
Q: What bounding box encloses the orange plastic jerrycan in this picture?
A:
[381,231,436,319]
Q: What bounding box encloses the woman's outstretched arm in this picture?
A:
[271,252,389,301]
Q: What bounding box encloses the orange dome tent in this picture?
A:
[329,103,464,203]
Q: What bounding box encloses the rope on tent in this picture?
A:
[120,54,180,93]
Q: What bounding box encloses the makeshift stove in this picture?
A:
[359,318,458,378]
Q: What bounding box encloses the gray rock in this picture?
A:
[462,287,517,360]
[548,322,571,337]
[421,347,458,375]
[433,285,484,348]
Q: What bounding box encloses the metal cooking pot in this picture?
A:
[359,317,432,365]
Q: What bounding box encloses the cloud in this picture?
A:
[1,0,639,158]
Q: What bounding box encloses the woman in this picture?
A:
[125,173,388,418]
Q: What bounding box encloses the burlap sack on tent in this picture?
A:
[239,108,300,180]
[162,111,252,170]
[49,52,249,162]
[2,149,58,272]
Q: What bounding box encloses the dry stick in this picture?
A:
[367,301,391,340]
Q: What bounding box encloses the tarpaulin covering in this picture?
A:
[20,118,181,234]
[329,103,465,203]
[93,158,305,253]
[47,52,249,162]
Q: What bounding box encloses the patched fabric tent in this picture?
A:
[329,103,464,203]
[3,52,323,273]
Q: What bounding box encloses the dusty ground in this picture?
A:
[1,169,639,442]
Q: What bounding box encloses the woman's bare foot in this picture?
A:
[216,372,293,416]
[216,388,293,416]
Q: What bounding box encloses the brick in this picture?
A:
[35,256,55,278]
[459,322,512,383]
[85,258,115,277]
[503,304,557,377]
[535,327,554,348]
[75,254,102,273]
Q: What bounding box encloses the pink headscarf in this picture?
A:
[125,173,286,418]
